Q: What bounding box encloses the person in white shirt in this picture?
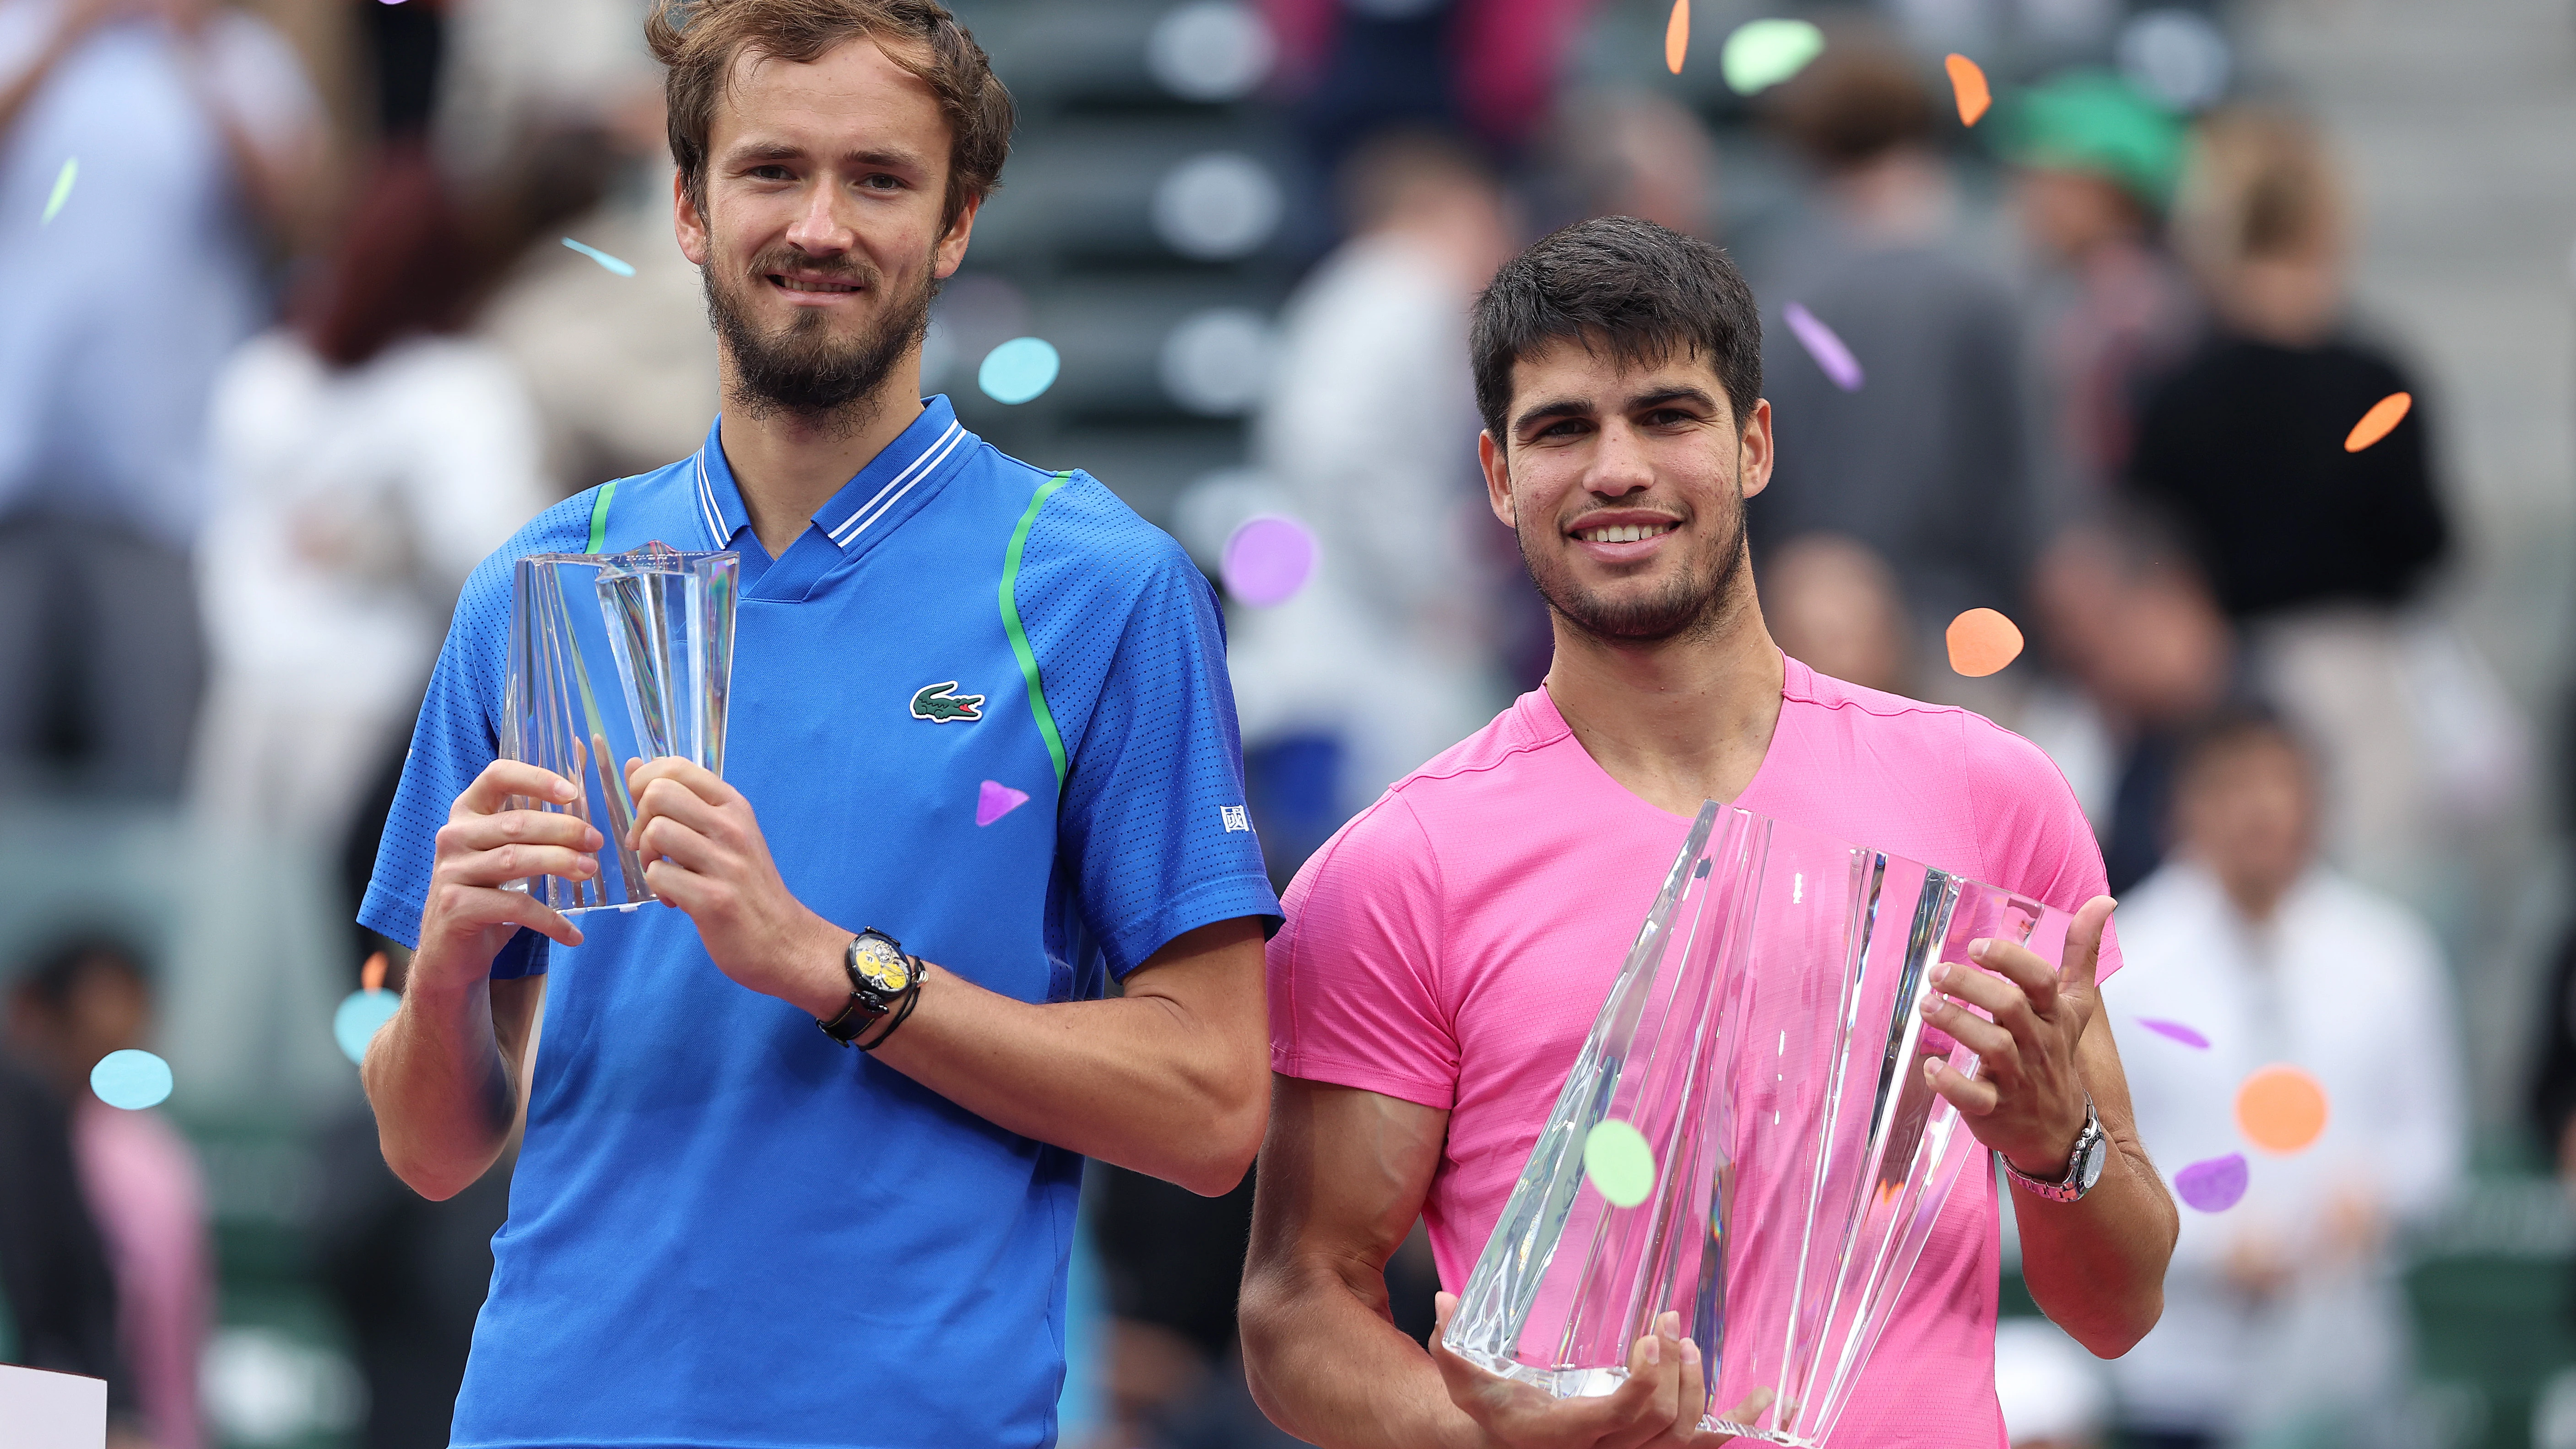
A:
[1225,128,1516,830]
[2103,706,2465,1449]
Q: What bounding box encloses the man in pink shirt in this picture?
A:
[1240,216,2177,1449]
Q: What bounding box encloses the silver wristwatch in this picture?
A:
[2001,1093,2107,1203]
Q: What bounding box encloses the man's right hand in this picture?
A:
[1429,1294,1766,1449]
[412,761,599,996]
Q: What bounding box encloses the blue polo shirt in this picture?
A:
[360,396,1280,1449]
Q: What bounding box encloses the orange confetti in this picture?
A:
[361,951,387,995]
[2343,391,2411,452]
[1944,54,1990,126]
[1665,0,1689,75]
[2235,1064,2328,1153]
[1946,608,2024,677]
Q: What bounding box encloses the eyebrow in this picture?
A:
[1511,384,1720,435]
[722,139,932,173]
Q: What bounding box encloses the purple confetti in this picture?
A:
[2173,1153,2249,1213]
[1782,302,1863,391]
[1220,515,1317,608]
[975,779,1030,826]
[2138,1017,2210,1049]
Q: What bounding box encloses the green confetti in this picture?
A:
[1583,1119,1656,1209]
[1721,19,1826,96]
[42,157,76,224]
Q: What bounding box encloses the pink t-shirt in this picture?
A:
[1267,657,2120,1449]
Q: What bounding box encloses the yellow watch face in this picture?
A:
[853,936,911,993]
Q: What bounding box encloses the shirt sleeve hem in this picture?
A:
[1106,875,1285,981]
[1269,1049,1457,1112]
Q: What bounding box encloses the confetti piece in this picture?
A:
[2138,1017,2209,1049]
[334,989,401,1066]
[2235,1064,2328,1153]
[561,237,636,276]
[2173,1152,2249,1212]
[361,951,387,994]
[1781,302,1863,391]
[1944,54,1991,126]
[1664,0,1689,75]
[1946,607,2024,677]
[979,336,1061,405]
[90,1049,172,1111]
[2343,391,2411,452]
[976,779,1030,826]
[1721,18,1826,95]
[1583,1119,1656,1209]
[1220,514,1317,607]
[41,157,75,224]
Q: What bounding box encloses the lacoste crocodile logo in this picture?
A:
[909,681,985,724]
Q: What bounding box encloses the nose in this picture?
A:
[784,178,858,257]
[1586,417,1655,498]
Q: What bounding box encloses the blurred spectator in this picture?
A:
[308,955,511,1449]
[2523,915,2576,1184]
[0,0,323,797]
[0,1042,123,1391]
[1227,127,1514,847]
[2002,70,2197,514]
[7,933,209,1449]
[2022,512,2237,894]
[1265,0,1601,166]
[1762,532,1912,697]
[1546,87,1719,239]
[2132,105,2523,894]
[1747,29,2037,660]
[1994,1317,2111,1449]
[2103,708,2464,1449]
[191,141,549,848]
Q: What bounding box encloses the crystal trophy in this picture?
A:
[501,542,739,913]
[1441,802,2070,1446]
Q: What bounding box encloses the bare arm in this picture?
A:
[1922,897,2177,1357]
[623,758,1269,1196]
[363,762,600,1201]
[1240,1078,1735,1449]
[0,0,116,143]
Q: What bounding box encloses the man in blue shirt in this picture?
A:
[357,3,1281,1445]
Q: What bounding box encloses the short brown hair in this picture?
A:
[1766,30,1935,173]
[647,0,1015,232]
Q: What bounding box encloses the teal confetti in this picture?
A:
[91,1049,173,1111]
[41,157,76,224]
[562,237,636,276]
[978,337,1061,405]
[334,989,402,1065]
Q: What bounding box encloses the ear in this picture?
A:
[1736,397,1774,502]
[1478,430,1515,528]
[934,193,982,280]
[674,167,711,268]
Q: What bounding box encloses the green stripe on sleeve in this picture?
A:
[586,481,617,554]
[1001,471,1074,785]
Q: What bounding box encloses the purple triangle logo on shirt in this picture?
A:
[976,780,1030,826]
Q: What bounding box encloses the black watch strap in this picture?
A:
[817,929,923,1048]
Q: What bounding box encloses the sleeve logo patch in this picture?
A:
[909,681,985,723]
[1220,805,1251,833]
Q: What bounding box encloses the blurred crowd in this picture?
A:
[0,1,2565,1448]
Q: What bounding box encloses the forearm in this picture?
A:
[2015,1135,2176,1356]
[1240,1256,1481,1449]
[762,912,1266,1195]
[0,28,78,141]
[362,973,515,1200]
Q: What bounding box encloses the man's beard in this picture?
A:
[1516,479,1751,645]
[704,243,934,426]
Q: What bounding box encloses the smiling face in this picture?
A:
[1479,338,1773,645]
[675,36,978,420]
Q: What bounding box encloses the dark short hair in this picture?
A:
[1766,33,1937,173]
[2174,702,2311,789]
[15,931,153,1010]
[647,0,1014,233]
[1469,215,1764,447]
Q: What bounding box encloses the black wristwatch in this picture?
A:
[817,929,923,1049]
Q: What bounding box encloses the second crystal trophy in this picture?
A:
[501,542,739,913]
[1440,803,2071,1447]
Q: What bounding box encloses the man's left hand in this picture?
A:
[625,758,842,1015]
[1920,895,2117,1182]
